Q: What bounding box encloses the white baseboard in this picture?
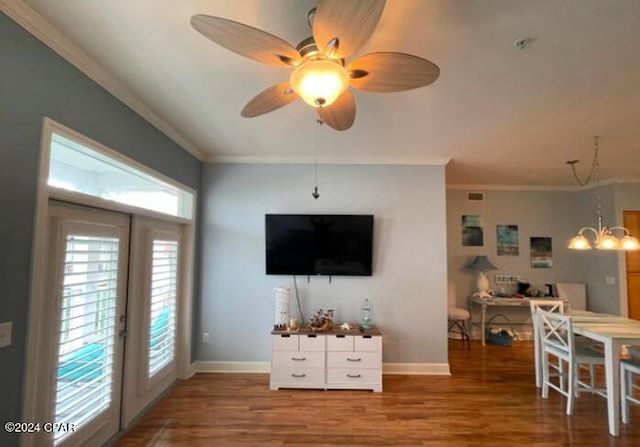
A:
[188,361,198,378]
[195,361,270,373]
[192,361,450,376]
[383,363,451,375]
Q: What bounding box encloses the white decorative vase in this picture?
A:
[273,286,290,327]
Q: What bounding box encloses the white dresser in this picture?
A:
[270,326,383,392]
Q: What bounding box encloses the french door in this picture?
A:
[122,216,181,426]
[45,203,183,446]
[47,202,129,447]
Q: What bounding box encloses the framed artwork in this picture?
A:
[462,215,483,247]
[497,225,519,256]
[531,237,553,268]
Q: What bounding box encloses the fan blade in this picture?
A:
[318,90,356,131]
[313,0,386,59]
[241,83,298,117]
[191,15,301,67]
[347,52,440,92]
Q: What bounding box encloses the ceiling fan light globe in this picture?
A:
[568,234,591,250]
[290,59,349,107]
[596,234,621,250]
[621,235,640,250]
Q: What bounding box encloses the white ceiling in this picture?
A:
[17,0,640,186]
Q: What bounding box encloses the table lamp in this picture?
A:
[467,255,498,298]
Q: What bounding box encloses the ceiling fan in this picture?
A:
[190,0,440,131]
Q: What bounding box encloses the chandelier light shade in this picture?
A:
[567,136,640,251]
[289,59,349,107]
[568,216,640,251]
[467,255,498,298]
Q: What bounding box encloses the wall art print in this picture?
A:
[462,215,484,247]
[530,237,553,268]
[497,224,519,256]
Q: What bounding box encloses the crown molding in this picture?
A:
[446,183,578,192]
[205,154,452,166]
[0,0,205,161]
[447,176,640,192]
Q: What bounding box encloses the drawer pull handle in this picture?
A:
[347,358,362,362]
[347,374,362,379]
[363,335,372,339]
[336,335,346,338]
[291,373,306,378]
[291,357,307,361]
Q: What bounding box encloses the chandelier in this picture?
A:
[567,136,639,250]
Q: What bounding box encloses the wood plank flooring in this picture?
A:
[115,341,640,446]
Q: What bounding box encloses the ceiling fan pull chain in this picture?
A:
[312,115,324,200]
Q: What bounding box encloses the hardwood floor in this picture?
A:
[115,341,639,446]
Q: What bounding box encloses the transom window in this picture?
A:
[48,133,193,219]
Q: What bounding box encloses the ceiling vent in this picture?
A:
[467,191,485,202]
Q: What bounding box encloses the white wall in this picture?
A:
[199,163,448,366]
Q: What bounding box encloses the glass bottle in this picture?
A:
[361,298,373,329]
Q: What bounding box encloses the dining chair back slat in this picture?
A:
[529,299,565,388]
[538,310,606,416]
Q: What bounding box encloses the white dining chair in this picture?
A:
[621,346,640,424]
[538,310,606,415]
[529,299,565,388]
[447,282,470,349]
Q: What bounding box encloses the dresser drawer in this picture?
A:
[272,351,325,369]
[327,351,380,369]
[271,367,325,386]
[327,335,354,351]
[271,334,299,351]
[354,335,382,352]
[299,334,326,352]
[326,368,380,385]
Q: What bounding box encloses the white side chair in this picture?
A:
[538,310,606,415]
[621,346,640,424]
[447,282,470,349]
[529,299,565,388]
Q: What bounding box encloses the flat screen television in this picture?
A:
[265,214,373,276]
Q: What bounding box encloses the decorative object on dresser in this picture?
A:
[360,298,373,329]
[466,255,497,298]
[308,308,334,332]
[273,286,291,331]
[270,326,383,392]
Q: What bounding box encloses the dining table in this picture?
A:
[539,310,640,437]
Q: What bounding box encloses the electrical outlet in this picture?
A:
[202,331,210,343]
[605,275,616,285]
[0,321,13,348]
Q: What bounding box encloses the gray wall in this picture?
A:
[446,186,636,330]
[199,163,448,365]
[0,13,201,446]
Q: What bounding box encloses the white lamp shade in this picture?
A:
[596,234,621,250]
[621,235,640,250]
[568,234,592,250]
[290,59,349,107]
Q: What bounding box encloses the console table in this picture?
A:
[270,326,382,392]
[468,296,567,346]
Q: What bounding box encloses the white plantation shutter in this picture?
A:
[54,235,120,444]
[148,239,179,377]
